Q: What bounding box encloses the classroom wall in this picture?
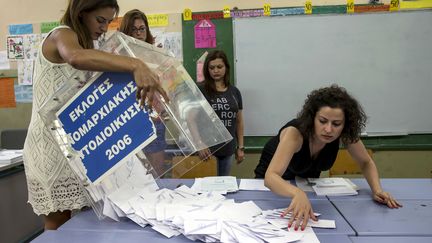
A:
[0,0,375,52]
[1,0,430,179]
[0,0,373,130]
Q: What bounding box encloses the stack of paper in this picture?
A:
[191,176,239,194]
[105,183,325,243]
[239,179,270,191]
[0,149,23,164]
[309,178,358,196]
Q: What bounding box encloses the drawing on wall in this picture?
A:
[24,34,43,60]
[7,35,24,59]
[14,84,33,103]
[194,19,216,49]
[17,60,35,85]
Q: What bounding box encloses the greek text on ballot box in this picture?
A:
[57,72,156,184]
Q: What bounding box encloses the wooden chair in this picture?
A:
[170,155,217,178]
[329,149,373,176]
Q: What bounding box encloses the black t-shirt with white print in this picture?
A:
[199,84,243,157]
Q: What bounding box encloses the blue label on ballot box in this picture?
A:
[57,72,155,183]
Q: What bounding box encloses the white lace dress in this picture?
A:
[23,26,89,215]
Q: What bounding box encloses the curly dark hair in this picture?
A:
[296,84,367,144]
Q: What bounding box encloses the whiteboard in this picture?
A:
[234,10,432,136]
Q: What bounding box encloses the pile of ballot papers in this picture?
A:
[0,149,23,164]
[100,166,335,243]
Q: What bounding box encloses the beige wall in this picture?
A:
[0,0,375,51]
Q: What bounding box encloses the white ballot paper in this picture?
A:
[192,176,239,194]
[309,177,358,196]
[239,179,270,191]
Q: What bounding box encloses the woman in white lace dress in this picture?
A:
[23,0,168,230]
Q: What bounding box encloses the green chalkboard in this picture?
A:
[182,14,235,84]
[181,10,432,152]
[244,134,432,152]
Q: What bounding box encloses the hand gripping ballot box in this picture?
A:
[37,32,232,220]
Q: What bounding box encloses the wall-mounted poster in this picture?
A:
[7,35,24,59]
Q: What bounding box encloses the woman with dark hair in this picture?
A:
[119,9,154,44]
[120,9,167,177]
[198,50,244,176]
[254,84,401,231]
[23,0,168,230]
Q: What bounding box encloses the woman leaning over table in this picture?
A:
[254,84,402,231]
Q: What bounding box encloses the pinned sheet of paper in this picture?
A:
[390,0,400,11]
[194,19,216,49]
[196,51,208,82]
[7,35,24,59]
[223,6,231,18]
[148,14,169,27]
[17,60,34,85]
[263,3,271,16]
[305,1,313,14]
[0,51,10,70]
[8,24,33,35]
[0,78,16,107]
[183,8,192,21]
[401,0,432,9]
[41,21,60,33]
[23,34,43,60]
[153,31,183,60]
[347,0,354,13]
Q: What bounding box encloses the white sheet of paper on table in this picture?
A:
[239,179,270,191]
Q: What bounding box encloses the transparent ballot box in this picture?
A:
[38,32,232,219]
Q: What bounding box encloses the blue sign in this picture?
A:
[8,24,33,35]
[57,72,155,183]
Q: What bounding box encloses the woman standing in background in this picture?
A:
[120,9,167,177]
[198,50,245,176]
[119,9,154,44]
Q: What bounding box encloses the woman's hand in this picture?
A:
[235,148,245,164]
[133,59,169,110]
[198,148,212,161]
[282,189,317,231]
[373,191,402,208]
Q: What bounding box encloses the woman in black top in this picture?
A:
[257,85,401,231]
[198,50,245,176]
